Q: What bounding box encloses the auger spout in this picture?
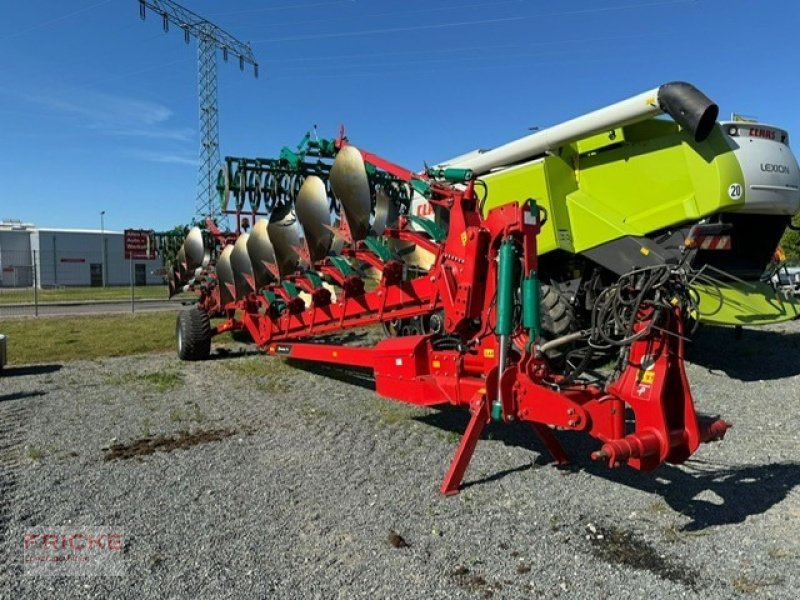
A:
[444,81,718,176]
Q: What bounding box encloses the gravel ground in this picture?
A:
[0,321,798,598]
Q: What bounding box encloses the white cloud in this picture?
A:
[105,127,194,142]
[23,88,192,141]
[129,150,197,166]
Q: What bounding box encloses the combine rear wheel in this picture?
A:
[176,307,211,361]
[539,284,578,363]
[541,284,574,339]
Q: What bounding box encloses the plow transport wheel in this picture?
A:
[176,307,211,361]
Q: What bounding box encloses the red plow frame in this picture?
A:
[189,144,730,495]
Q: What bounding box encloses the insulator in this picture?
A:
[162,12,169,32]
[223,47,228,62]
[139,1,146,20]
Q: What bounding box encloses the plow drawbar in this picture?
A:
[179,141,730,495]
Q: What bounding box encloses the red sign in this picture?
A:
[124,229,156,260]
[749,127,776,140]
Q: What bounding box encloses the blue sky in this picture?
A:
[1,0,798,231]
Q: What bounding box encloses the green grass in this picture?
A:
[169,402,207,424]
[0,312,180,365]
[26,446,45,460]
[369,396,425,425]
[0,285,171,305]
[105,369,184,392]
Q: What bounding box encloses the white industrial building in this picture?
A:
[0,220,163,288]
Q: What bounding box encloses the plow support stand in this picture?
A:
[441,400,489,495]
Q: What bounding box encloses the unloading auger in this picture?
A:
[169,136,730,495]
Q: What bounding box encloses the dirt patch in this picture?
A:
[387,530,409,548]
[586,524,700,591]
[104,429,236,461]
[450,566,499,598]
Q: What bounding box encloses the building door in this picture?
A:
[90,263,102,287]
[134,264,147,286]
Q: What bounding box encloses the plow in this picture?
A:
[166,80,800,494]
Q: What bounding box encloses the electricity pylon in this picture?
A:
[138,0,258,222]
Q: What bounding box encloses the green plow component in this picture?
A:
[407,215,446,243]
[363,237,393,263]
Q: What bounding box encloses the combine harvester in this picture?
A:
[443,82,800,336]
[167,81,798,494]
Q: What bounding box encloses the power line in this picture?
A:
[277,45,653,77]
[225,0,530,31]
[0,0,114,42]
[205,0,357,18]
[260,29,671,67]
[251,0,696,44]
[266,46,666,83]
[251,15,526,44]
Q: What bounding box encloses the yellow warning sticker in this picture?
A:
[460,231,468,246]
[640,246,651,256]
[637,369,655,384]
[432,360,441,369]
[483,348,495,358]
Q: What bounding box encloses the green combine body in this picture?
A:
[481,120,742,254]
[471,117,800,327]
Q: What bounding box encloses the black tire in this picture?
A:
[539,284,577,362]
[176,308,211,361]
[541,284,574,338]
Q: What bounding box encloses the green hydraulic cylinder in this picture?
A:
[495,240,517,337]
[522,271,541,345]
[493,238,517,421]
[425,167,474,183]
